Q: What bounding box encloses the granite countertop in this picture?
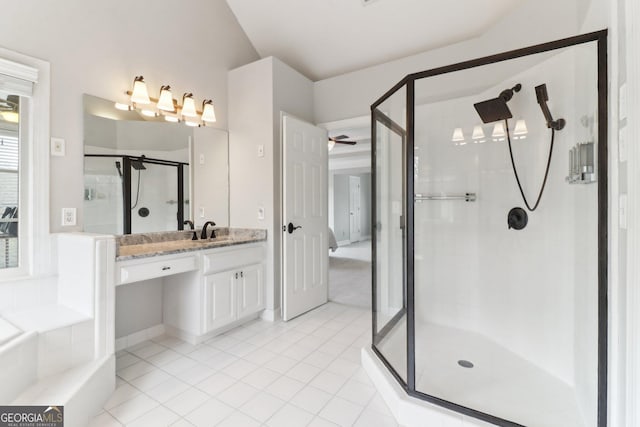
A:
[116,228,266,261]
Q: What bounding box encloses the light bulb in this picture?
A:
[184,120,200,127]
[164,114,179,123]
[130,76,150,105]
[328,139,336,151]
[141,109,156,117]
[181,93,197,118]
[157,85,175,112]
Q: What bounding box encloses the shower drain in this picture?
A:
[457,360,474,369]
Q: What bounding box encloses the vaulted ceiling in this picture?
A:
[225,0,522,81]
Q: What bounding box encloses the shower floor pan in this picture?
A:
[377,321,586,426]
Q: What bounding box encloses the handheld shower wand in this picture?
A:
[535,84,565,130]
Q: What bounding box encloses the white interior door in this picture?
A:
[349,176,361,242]
[282,114,328,321]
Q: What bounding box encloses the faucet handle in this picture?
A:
[183,220,197,240]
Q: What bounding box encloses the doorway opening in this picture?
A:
[325,117,372,308]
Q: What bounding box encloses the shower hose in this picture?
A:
[505,119,555,212]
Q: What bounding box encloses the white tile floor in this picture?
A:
[90,303,400,427]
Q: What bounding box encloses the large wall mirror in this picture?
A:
[83,94,229,235]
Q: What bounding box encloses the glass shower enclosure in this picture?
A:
[371,31,607,427]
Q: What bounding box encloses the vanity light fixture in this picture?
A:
[201,100,217,123]
[119,76,218,127]
[157,85,175,112]
[130,76,151,105]
[181,93,198,118]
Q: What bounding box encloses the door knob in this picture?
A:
[287,222,302,234]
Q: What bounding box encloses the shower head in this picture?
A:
[130,155,147,170]
[535,84,565,131]
[115,161,123,177]
[473,84,521,124]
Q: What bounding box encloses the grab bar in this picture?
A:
[414,193,477,202]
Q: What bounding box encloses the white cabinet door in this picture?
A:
[205,270,237,331]
[237,264,264,319]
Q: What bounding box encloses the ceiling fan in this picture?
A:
[328,134,356,151]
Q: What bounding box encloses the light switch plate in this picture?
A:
[257,206,265,220]
[62,208,76,226]
[258,145,264,157]
[199,154,205,165]
[51,137,65,157]
[199,207,205,218]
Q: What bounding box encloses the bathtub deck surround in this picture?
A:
[0,234,117,427]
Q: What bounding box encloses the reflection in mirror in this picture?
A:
[83,94,229,235]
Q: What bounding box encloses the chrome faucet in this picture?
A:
[201,221,217,239]
[183,220,197,240]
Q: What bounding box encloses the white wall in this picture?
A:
[0,0,258,232]
[228,57,314,318]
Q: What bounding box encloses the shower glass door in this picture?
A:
[372,86,408,382]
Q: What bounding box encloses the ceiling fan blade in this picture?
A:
[332,134,350,140]
[335,140,357,145]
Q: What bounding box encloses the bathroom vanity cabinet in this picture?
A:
[115,240,265,344]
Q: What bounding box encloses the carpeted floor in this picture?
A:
[329,240,372,308]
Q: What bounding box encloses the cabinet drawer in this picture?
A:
[118,255,198,285]
[203,245,264,275]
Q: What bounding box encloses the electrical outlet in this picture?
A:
[51,137,65,157]
[61,208,76,226]
[258,145,264,157]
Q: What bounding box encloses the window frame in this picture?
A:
[0,50,51,280]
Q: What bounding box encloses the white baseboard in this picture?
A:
[115,324,165,352]
[260,307,281,322]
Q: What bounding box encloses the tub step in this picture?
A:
[12,356,115,427]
